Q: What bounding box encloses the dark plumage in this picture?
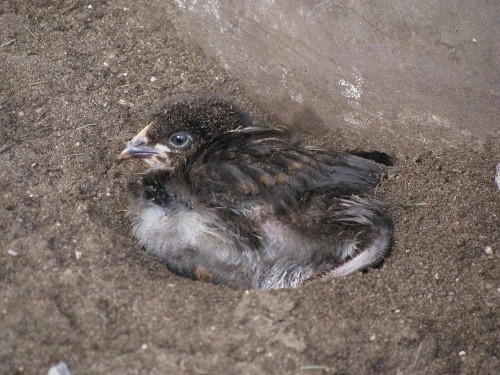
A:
[118,94,393,289]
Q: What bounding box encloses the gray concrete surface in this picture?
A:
[172,0,499,154]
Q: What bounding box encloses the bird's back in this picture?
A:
[185,128,384,213]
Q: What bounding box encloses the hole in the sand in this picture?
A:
[349,150,395,166]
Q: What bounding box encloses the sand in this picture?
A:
[1,1,498,374]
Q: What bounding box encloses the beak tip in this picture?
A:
[117,145,159,160]
[117,151,130,160]
[117,124,156,161]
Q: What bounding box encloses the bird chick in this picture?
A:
[118,94,392,289]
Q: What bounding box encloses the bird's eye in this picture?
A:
[168,132,192,149]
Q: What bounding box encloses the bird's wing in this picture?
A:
[186,128,384,215]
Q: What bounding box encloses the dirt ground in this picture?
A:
[0,1,498,374]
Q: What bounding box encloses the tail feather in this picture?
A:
[324,195,392,278]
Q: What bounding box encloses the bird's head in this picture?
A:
[118,95,253,170]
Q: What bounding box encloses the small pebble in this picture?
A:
[495,163,500,190]
[150,76,157,82]
[118,99,134,107]
[141,343,148,350]
[458,350,466,357]
[484,246,493,255]
[7,250,18,256]
[75,251,82,260]
[48,361,72,375]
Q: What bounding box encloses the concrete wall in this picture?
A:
[172,0,499,153]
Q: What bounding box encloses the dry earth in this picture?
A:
[0,1,498,374]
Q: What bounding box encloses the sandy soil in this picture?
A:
[1,1,498,374]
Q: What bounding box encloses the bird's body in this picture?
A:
[119,95,392,289]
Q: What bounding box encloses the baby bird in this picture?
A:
[118,94,392,289]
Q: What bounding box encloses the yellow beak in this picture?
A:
[118,124,156,160]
